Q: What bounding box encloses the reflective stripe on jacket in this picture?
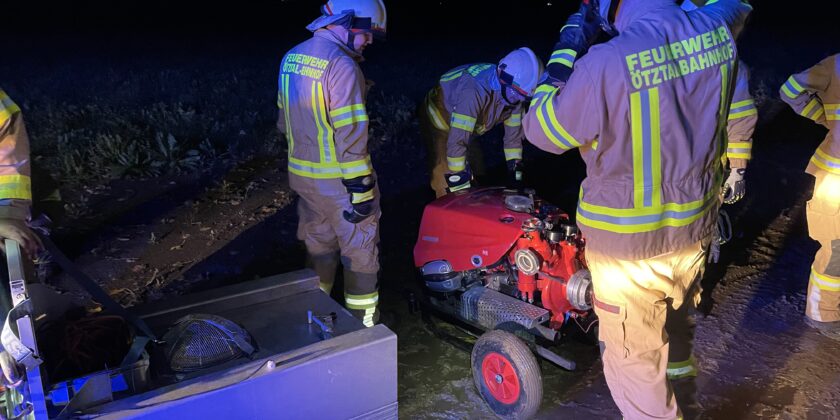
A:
[522,0,752,260]
[426,64,525,171]
[726,61,757,168]
[779,54,840,176]
[278,30,375,196]
[0,89,32,220]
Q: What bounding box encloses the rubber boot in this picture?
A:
[309,251,340,295]
[343,270,380,327]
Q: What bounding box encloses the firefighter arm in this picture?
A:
[0,99,32,222]
[445,90,482,173]
[275,92,286,135]
[780,56,833,128]
[522,62,599,156]
[701,0,753,39]
[328,57,374,204]
[726,63,757,169]
[502,109,524,162]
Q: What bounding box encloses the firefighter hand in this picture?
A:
[445,170,472,193]
[723,168,746,204]
[342,175,376,224]
[558,2,601,53]
[0,351,23,388]
[0,218,43,258]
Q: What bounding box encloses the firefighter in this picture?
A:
[779,53,840,340]
[0,88,43,386]
[276,0,386,327]
[522,0,751,418]
[420,48,543,197]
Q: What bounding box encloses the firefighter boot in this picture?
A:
[310,251,340,295]
[805,318,840,341]
[343,270,379,327]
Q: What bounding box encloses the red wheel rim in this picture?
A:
[481,351,521,404]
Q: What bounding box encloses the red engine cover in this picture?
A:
[414,188,537,271]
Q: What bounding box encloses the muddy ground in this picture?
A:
[4,9,840,419]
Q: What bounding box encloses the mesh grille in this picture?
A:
[458,287,549,330]
[163,314,255,373]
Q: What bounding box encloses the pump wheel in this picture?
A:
[471,330,542,419]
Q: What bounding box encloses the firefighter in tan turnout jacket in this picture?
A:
[522,0,752,417]
[420,48,543,197]
[277,0,386,327]
[780,53,840,339]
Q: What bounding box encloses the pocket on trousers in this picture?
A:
[826,240,840,277]
[593,295,629,359]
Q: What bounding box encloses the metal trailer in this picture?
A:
[2,241,398,419]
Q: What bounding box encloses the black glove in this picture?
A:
[546,1,602,84]
[445,170,472,193]
[341,175,376,224]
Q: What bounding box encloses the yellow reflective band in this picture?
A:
[282,75,294,154]
[825,103,839,120]
[504,113,522,127]
[450,181,471,192]
[451,113,477,133]
[727,142,752,149]
[591,140,599,151]
[427,102,449,131]
[0,92,22,127]
[276,91,283,109]
[811,149,840,175]
[345,291,379,310]
[351,190,375,204]
[548,49,577,69]
[800,98,820,118]
[0,175,32,200]
[447,156,466,172]
[362,307,376,327]
[332,103,369,129]
[728,109,758,120]
[781,76,803,99]
[504,148,522,161]
[536,88,580,150]
[667,356,698,380]
[811,267,840,292]
[339,155,373,178]
[630,88,663,208]
[727,153,751,159]
[288,157,342,179]
[440,70,464,82]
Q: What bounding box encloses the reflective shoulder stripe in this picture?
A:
[534,87,580,150]
[0,91,22,127]
[440,69,464,82]
[504,112,522,127]
[728,98,757,120]
[467,64,494,76]
[548,49,577,69]
[450,112,477,133]
[811,267,840,292]
[504,148,522,161]
[447,156,466,172]
[339,155,373,178]
[811,149,840,175]
[0,175,32,200]
[781,76,804,99]
[331,103,369,129]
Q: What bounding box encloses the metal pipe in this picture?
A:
[534,345,576,371]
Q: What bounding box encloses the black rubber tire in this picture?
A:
[471,330,543,419]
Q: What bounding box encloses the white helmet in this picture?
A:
[498,47,544,97]
[307,0,387,38]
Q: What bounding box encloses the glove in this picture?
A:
[0,218,43,258]
[545,3,601,84]
[722,168,746,204]
[341,175,376,224]
[0,351,23,388]
[445,170,472,193]
[557,1,601,54]
[506,159,523,186]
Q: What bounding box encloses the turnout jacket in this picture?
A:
[0,89,31,220]
[726,61,757,169]
[522,0,752,260]
[424,64,525,172]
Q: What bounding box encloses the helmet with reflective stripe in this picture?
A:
[497,47,544,98]
[307,0,387,39]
